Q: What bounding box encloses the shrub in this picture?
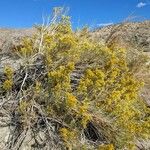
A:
[0,8,149,150]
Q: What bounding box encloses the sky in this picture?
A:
[0,0,149,29]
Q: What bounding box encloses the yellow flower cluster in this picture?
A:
[3,79,13,91]
[98,144,114,150]
[58,35,77,50]
[4,66,14,79]
[78,101,92,128]
[78,69,105,96]
[3,66,14,91]
[66,92,77,108]
[48,62,75,92]
[19,38,34,58]
[59,128,77,149]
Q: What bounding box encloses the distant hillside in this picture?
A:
[0,28,35,54]
[91,20,150,52]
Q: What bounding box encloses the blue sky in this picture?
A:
[0,0,149,29]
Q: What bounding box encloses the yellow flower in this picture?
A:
[86,69,95,78]
[67,62,75,71]
[95,69,105,79]
[59,128,68,141]
[111,91,121,100]
[95,79,105,88]
[79,101,89,114]
[66,93,77,108]
[4,66,13,79]
[3,79,13,91]
[59,128,77,149]
[81,113,91,128]
[111,68,120,78]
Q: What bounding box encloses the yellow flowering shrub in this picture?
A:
[5,11,149,150]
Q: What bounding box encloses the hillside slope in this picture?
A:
[91,20,150,52]
[0,28,35,54]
